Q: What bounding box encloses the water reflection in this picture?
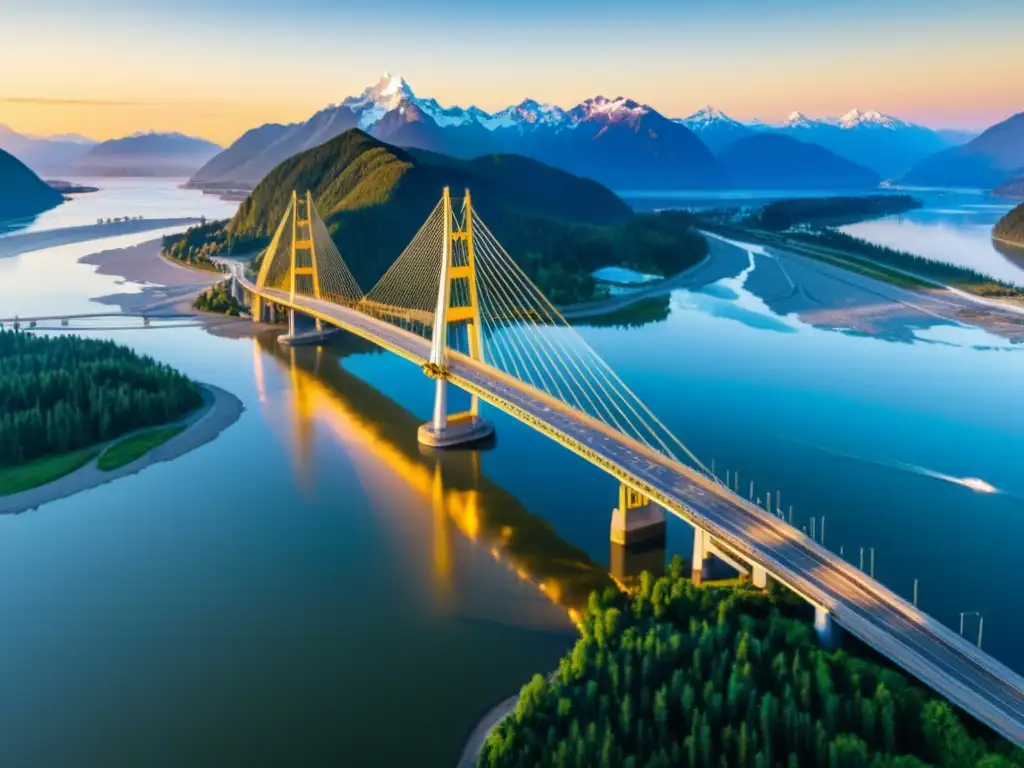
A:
[255,332,615,616]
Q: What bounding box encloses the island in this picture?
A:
[0,330,241,510]
[993,203,1024,250]
[46,179,100,194]
[171,128,709,305]
[477,558,1023,767]
[754,195,923,231]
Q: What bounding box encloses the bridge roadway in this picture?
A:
[245,278,1024,746]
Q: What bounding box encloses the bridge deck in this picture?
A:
[245,278,1024,747]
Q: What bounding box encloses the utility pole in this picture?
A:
[810,517,815,540]
[859,547,865,570]
[820,517,825,546]
[978,615,984,649]
[749,480,754,501]
[913,578,919,607]
[870,547,875,578]
[767,491,772,516]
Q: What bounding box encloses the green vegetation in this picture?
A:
[757,196,922,231]
[480,558,1022,768]
[161,220,230,271]
[575,296,672,329]
[97,426,186,472]
[210,129,707,304]
[993,203,1024,247]
[0,330,202,469]
[193,280,244,315]
[0,445,100,497]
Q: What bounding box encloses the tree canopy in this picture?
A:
[479,558,1023,768]
[0,331,202,465]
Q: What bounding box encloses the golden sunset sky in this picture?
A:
[1,0,1021,145]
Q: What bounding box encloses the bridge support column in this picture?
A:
[610,485,665,548]
[814,605,834,642]
[692,527,709,585]
[752,563,768,589]
[417,373,494,449]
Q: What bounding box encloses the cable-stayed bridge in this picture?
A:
[231,188,1024,746]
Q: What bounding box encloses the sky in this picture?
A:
[0,0,1021,145]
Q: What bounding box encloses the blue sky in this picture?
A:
[0,0,1021,142]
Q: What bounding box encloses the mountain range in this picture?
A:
[193,75,728,191]
[68,132,222,177]
[900,112,1024,190]
[0,126,221,178]
[0,124,95,174]
[0,147,65,220]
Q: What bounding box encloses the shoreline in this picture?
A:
[0,383,244,515]
[0,218,202,259]
[79,238,262,338]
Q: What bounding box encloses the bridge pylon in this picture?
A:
[418,187,494,448]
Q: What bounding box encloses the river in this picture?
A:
[1,182,1023,766]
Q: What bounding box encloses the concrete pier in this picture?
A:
[814,605,833,642]
[752,563,768,589]
[691,527,709,584]
[610,502,666,547]
[418,380,494,448]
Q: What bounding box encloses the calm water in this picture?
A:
[841,187,1023,286]
[2,184,1024,765]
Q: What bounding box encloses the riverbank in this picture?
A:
[0,383,244,515]
[0,217,202,259]
[562,241,748,320]
[79,238,258,337]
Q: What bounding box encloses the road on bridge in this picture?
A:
[244,277,1024,747]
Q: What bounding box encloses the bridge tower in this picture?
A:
[280,190,325,344]
[418,187,495,448]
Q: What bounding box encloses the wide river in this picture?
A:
[1,181,1022,766]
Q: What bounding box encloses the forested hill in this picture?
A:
[994,203,1024,246]
[223,129,707,303]
[0,148,64,221]
[229,129,630,238]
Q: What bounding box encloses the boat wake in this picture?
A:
[793,440,1001,495]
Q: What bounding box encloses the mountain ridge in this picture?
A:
[0,147,65,221]
[901,112,1024,190]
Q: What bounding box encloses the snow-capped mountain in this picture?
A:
[191,74,727,190]
[677,106,753,152]
[758,109,950,177]
[837,109,911,130]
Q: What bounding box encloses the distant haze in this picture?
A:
[1,0,1021,144]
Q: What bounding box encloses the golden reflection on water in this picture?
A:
[253,331,617,620]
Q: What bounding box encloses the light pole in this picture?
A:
[959,611,983,648]
[913,578,919,607]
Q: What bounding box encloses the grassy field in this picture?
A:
[0,446,101,496]
[98,426,185,472]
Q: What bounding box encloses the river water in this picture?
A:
[1,183,1023,766]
